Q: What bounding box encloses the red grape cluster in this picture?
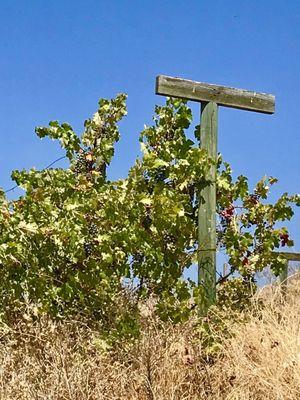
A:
[242,250,252,266]
[248,194,260,206]
[220,204,235,222]
[280,233,289,247]
[242,257,249,266]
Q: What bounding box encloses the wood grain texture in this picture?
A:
[198,102,218,314]
[272,252,300,297]
[156,75,275,114]
[273,252,300,261]
[279,258,288,297]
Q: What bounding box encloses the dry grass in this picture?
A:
[0,277,299,399]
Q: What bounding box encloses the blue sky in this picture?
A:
[1,0,299,257]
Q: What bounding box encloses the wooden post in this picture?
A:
[155,75,275,314]
[279,259,288,298]
[273,252,300,262]
[272,252,300,297]
[156,75,275,114]
[198,102,218,313]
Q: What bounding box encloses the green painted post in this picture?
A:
[198,101,218,314]
[155,75,275,314]
[272,252,300,298]
[279,259,288,298]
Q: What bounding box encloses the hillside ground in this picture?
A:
[0,275,299,400]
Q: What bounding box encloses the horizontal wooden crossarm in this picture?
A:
[156,75,275,114]
[272,251,300,261]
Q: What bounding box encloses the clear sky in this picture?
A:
[1,0,299,256]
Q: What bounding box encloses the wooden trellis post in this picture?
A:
[156,75,275,314]
[272,252,300,297]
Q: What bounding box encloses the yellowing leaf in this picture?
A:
[139,197,152,206]
[65,203,79,211]
[178,209,185,217]
[18,221,38,233]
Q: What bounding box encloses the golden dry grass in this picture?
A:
[0,276,299,399]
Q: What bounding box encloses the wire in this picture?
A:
[44,156,67,169]
[4,155,67,194]
[4,185,18,194]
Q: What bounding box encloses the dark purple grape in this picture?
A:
[88,223,98,236]
[84,242,93,256]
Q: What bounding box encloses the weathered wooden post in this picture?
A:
[273,252,300,297]
[156,75,275,313]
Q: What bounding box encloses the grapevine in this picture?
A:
[0,94,298,330]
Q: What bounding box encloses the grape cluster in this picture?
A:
[244,194,260,207]
[88,223,98,236]
[280,233,290,247]
[84,241,93,257]
[147,185,154,195]
[74,152,87,174]
[249,194,259,205]
[154,167,167,183]
[164,127,175,141]
[217,229,225,248]
[242,250,252,267]
[142,215,152,230]
[163,233,176,243]
[74,151,94,175]
[144,177,154,195]
[132,252,144,266]
[220,205,234,223]
[242,256,249,266]
[142,204,152,230]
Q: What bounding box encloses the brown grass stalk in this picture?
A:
[0,276,299,399]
